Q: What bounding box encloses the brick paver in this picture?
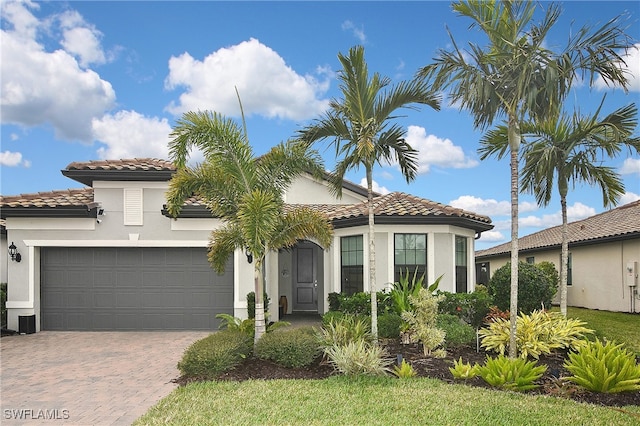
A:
[0,331,209,425]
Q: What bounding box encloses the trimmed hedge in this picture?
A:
[488,262,558,314]
[177,330,253,379]
[255,327,321,368]
[378,313,403,339]
[436,314,476,348]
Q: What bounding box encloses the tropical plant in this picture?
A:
[216,313,290,338]
[449,357,480,380]
[564,339,640,393]
[479,310,593,359]
[324,340,393,377]
[480,101,640,316]
[393,359,417,379]
[390,268,426,315]
[420,0,633,357]
[316,314,373,348]
[177,330,253,379]
[166,107,333,344]
[401,288,446,356]
[488,261,558,315]
[298,45,440,341]
[255,327,322,368]
[478,355,547,392]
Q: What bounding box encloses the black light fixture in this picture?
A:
[245,247,253,264]
[8,242,21,262]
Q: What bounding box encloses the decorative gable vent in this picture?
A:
[124,188,143,225]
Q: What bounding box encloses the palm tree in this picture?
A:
[419,0,632,357]
[165,110,334,343]
[297,45,440,341]
[480,99,639,316]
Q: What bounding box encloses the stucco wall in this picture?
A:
[476,237,640,313]
[283,174,366,204]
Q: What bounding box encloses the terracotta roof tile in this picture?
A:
[0,188,94,208]
[65,158,175,171]
[477,200,640,257]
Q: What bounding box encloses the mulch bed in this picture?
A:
[174,339,640,408]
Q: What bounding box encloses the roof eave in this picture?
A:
[61,169,176,187]
[0,206,97,219]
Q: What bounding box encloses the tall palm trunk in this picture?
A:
[508,117,521,358]
[254,258,266,344]
[559,180,569,316]
[366,166,378,343]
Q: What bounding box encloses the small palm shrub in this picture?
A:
[177,331,253,379]
[488,261,558,314]
[479,310,593,359]
[564,339,640,393]
[478,355,547,392]
[401,288,446,356]
[437,314,476,348]
[255,327,321,368]
[449,357,479,380]
[378,313,403,339]
[393,359,417,378]
[324,340,392,377]
[316,314,373,348]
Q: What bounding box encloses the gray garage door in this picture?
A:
[41,247,233,331]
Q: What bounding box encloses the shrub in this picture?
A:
[255,327,321,368]
[401,288,445,356]
[479,310,593,359]
[564,339,640,393]
[177,331,252,379]
[438,290,493,329]
[436,314,476,348]
[389,268,426,315]
[247,292,270,319]
[322,310,345,326]
[449,357,479,380]
[488,262,557,314]
[324,340,392,377]
[316,314,372,348]
[216,313,290,338]
[338,292,371,315]
[327,292,341,312]
[0,283,6,329]
[478,355,547,392]
[393,359,417,378]
[378,313,403,339]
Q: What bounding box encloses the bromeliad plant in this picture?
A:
[393,359,418,379]
[564,339,640,393]
[479,310,593,359]
[449,357,480,380]
[478,355,547,392]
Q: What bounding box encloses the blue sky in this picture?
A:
[1,0,639,250]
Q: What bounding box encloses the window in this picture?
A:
[341,236,363,295]
[560,252,573,286]
[394,234,427,283]
[526,256,535,264]
[455,236,468,293]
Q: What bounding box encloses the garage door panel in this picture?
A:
[41,247,233,330]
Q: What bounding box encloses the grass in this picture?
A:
[560,307,640,354]
[135,308,640,425]
[134,376,640,425]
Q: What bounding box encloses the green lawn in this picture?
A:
[135,308,640,425]
[561,307,640,354]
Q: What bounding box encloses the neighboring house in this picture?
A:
[475,200,640,313]
[1,158,493,332]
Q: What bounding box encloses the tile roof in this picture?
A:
[65,158,175,171]
[477,200,640,258]
[0,188,94,208]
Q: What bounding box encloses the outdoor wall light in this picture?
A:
[245,248,253,264]
[8,242,21,262]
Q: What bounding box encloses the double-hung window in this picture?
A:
[394,234,427,283]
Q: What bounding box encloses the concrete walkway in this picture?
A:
[0,331,209,425]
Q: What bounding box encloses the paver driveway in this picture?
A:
[1,331,209,425]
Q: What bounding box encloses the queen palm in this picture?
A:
[297,45,440,341]
[480,100,639,316]
[420,0,632,357]
[166,110,333,343]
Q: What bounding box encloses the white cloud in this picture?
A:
[620,157,640,175]
[620,191,640,205]
[449,195,539,217]
[58,10,107,67]
[520,202,596,228]
[0,150,29,167]
[0,1,116,142]
[360,178,390,195]
[405,125,478,173]
[595,44,640,92]
[92,110,172,159]
[165,38,330,119]
[477,230,505,243]
[341,20,366,44]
